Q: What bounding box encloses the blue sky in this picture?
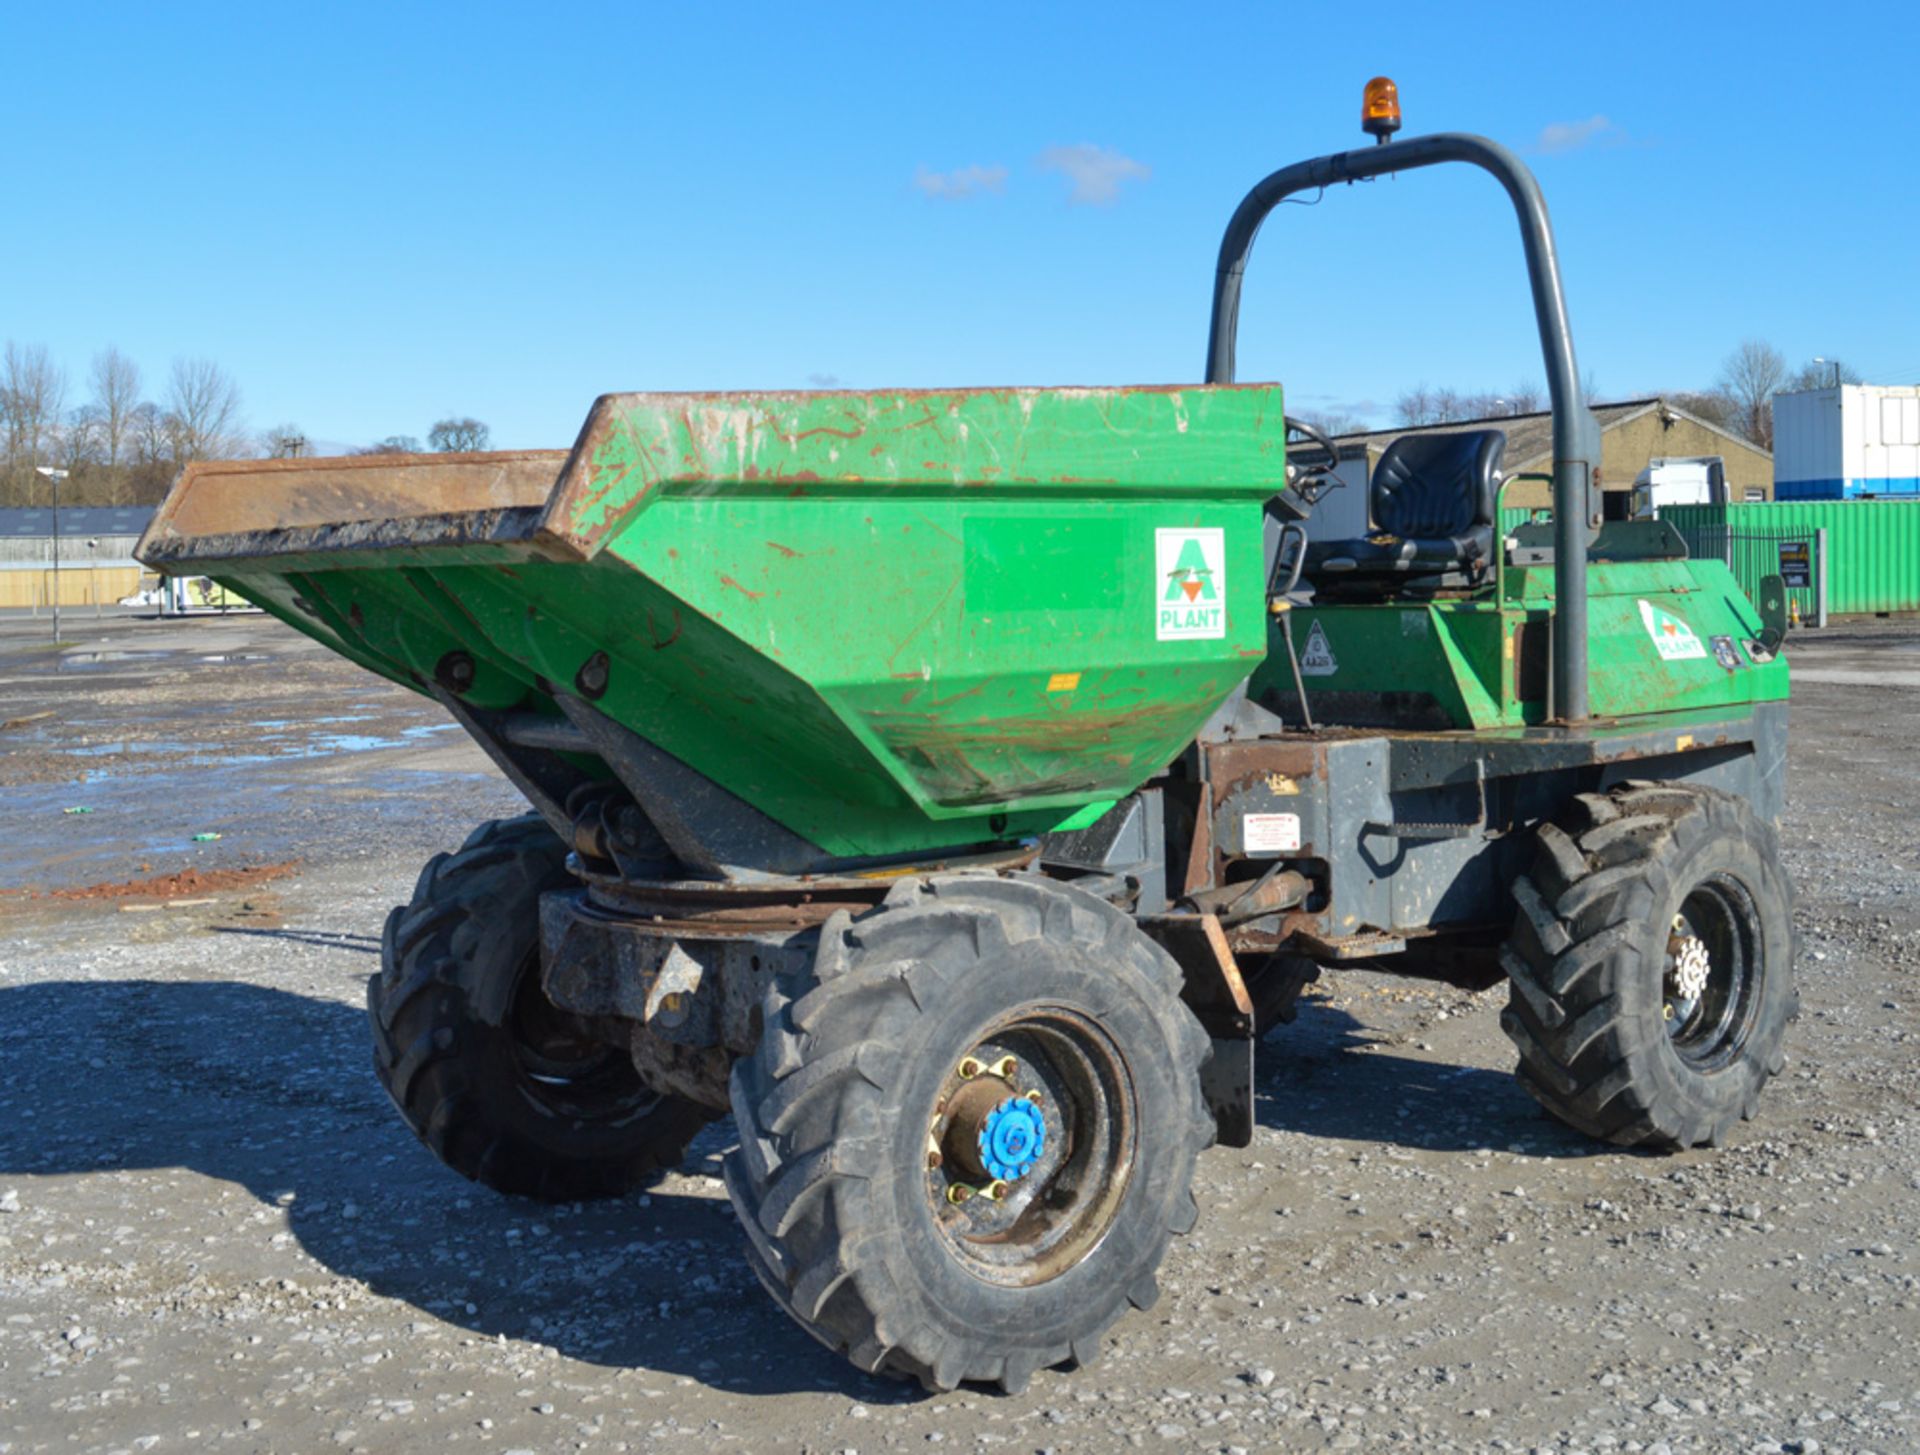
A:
[6,1,1916,450]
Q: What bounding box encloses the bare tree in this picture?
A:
[1294,407,1369,438]
[1670,390,1737,431]
[1787,357,1862,392]
[89,347,142,478]
[352,434,425,456]
[1397,382,1554,427]
[1505,382,1546,414]
[1396,385,1471,425]
[1394,385,1436,427]
[166,357,248,462]
[2,341,68,497]
[429,417,491,452]
[261,424,311,458]
[1716,339,1787,448]
[63,404,103,473]
[130,401,171,467]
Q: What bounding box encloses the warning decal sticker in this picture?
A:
[1638,599,1709,662]
[1243,812,1302,854]
[1299,619,1338,675]
[1155,528,1226,640]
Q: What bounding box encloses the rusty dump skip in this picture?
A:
[137,451,570,566]
[131,386,1287,862]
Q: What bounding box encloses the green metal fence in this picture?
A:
[1665,501,1920,617]
[1495,501,1920,619]
[1499,504,1547,536]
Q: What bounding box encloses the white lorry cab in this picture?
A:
[1632,456,1727,518]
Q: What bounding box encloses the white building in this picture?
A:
[1773,385,1920,501]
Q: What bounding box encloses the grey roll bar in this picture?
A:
[1205,131,1601,724]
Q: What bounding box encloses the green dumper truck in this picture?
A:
[138,88,1795,1393]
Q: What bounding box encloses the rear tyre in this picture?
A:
[370,814,713,1201]
[1500,783,1796,1150]
[724,875,1213,1393]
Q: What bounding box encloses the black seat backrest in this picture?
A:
[1371,429,1505,539]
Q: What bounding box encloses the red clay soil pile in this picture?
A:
[45,862,300,901]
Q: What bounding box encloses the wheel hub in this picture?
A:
[935,1056,1047,1200]
[919,1010,1137,1289]
[978,1095,1047,1182]
[1665,913,1712,1023]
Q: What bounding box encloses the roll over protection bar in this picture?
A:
[1204,132,1601,723]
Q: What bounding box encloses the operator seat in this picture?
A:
[1303,429,1506,601]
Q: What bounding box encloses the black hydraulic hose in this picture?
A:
[1205,132,1601,723]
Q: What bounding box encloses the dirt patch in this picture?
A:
[40,861,300,902]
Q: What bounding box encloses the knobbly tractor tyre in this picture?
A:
[1500,782,1797,1150]
[724,875,1213,1393]
[370,814,713,1201]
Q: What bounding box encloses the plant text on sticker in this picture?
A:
[1155,528,1226,641]
[1638,599,1708,662]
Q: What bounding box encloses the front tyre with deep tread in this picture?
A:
[724,875,1214,1393]
[1500,782,1796,1150]
[370,814,713,1201]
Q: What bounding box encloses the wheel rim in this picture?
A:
[922,1006,1137,1288]
[505,949,662,1122]
[1662,873,1762,1069]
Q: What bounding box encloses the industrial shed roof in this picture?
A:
[1334,397,1772,470]
[0,507,156,539]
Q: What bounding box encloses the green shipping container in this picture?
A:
[1664,501,1920,618]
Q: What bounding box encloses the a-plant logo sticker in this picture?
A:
[1638,599,1708,661]
[1156,527,1226,640]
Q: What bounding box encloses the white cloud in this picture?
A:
[805,372,844,389]
[1535,115,1621,155]
[1037,143,1151,206]
[912,163,1009,200]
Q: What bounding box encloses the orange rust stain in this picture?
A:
[646,607,683,650]
[766,541,801,557]
[719,574,766,600]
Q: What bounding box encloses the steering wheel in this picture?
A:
[1282,416,1343,503]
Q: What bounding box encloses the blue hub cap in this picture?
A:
[978,1096,1046,1182]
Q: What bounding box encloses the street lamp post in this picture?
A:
[34,467,69,641]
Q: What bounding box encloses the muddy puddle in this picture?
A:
[59,721,459,767]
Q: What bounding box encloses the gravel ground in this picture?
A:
[1,612,1915,1455]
